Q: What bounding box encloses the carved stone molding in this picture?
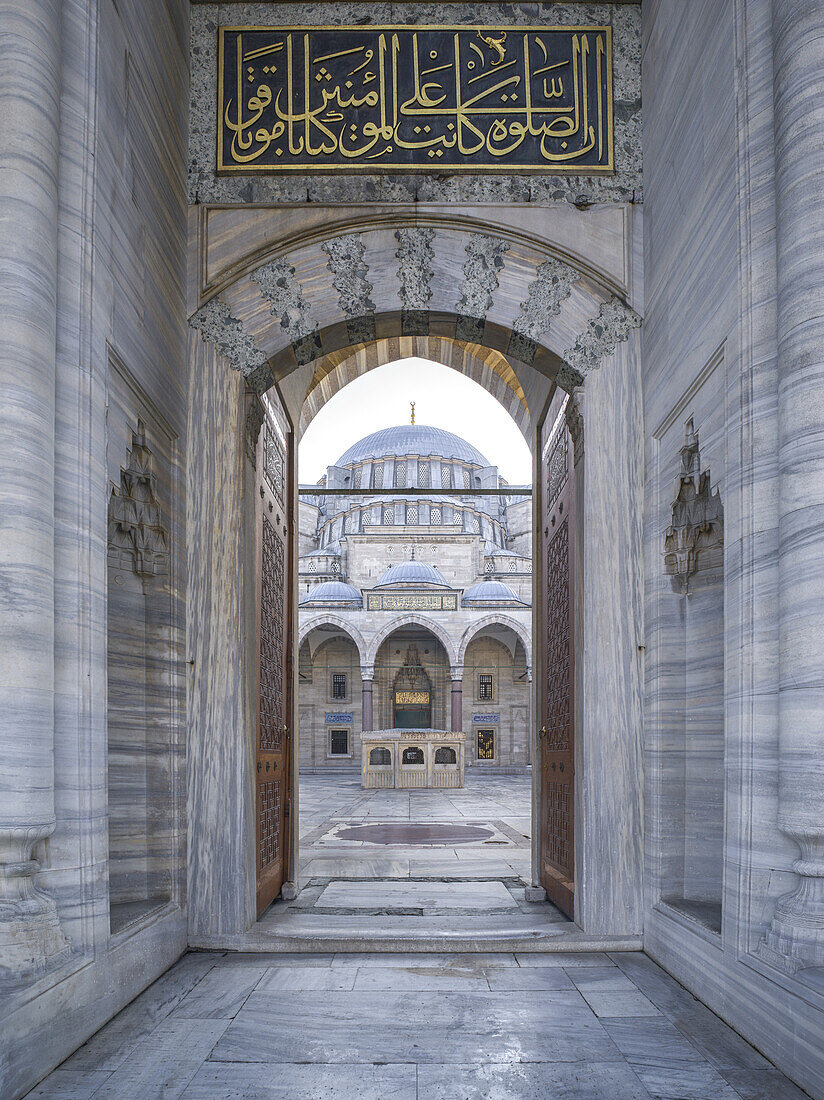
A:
[323,234,375,317]
[251,257,315,342]
[563,296,641,377]
[0,823,72,986]
[395,227,436,311]
[663,419,723,594]
[564,390,584,465]
[189,297,269,376]
[108,420,170,578]
[457,234,509,319]
[245,392,265,468]
[513,257,579,341]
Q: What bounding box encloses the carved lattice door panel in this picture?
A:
[255,413,293,915]
[539,409,576,918]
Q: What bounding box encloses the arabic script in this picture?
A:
[218,26,613,172]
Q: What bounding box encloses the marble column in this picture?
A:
[0,0,69,979]
[763,0,824,972]
[361,669,374,732]
[450,671,463,733]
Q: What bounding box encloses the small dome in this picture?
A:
[299,580,362,607]
[336,424,489,467]
[375,560,450,588]
[462,578,528,606]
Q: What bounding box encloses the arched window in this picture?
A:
[462,466,471,489]
[417,462,430,488]
[434,747,456,765]
[406,505,418,525]
[441,466,451,489]
[382,506,394,525]
[395,461,407,488]
[372,463,384,489]
[402,746,425,765]
[430,506,442,525]
[369,747,391,765]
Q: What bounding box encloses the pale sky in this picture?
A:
[299,358,532,485]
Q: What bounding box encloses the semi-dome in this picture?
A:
[299,580,362,607]
[336,424,489,468]
[462,578,528,606]
[375,560,451,588]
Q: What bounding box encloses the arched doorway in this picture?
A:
[186,206,644,940]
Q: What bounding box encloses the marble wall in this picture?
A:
[642,1,824,1096]
[0,0,190,1097]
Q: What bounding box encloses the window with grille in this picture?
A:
[372,463,384,489]
[362,510,372,526]
[486,560,494,573]
[470,514,480,533]
[395,461,407,488]
[430,506,442,525]
[370,746,391,765]
[441,466,451,489]
[406,505,418,525]
[462,466,471,489]
[477,729,495,761]
[329,729,349,755]
[352,467,361,490]
[331,559,340,573]
[331,673,347,699]
[417,462,430,488]
[382,506,394,525]
[309,560,317,573]
[508,559,517,572]
[478,674,494,701]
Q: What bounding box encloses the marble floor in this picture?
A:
[26,949,809,1098]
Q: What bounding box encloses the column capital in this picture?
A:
[450,666,464,681]
[360,665,374,681]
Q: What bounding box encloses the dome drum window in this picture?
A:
[431,506,442,525]
[394,461,407,488]
[417,462,430,489]
[406,505,419,525]
[372,463,384,489]
[382,506,394,525]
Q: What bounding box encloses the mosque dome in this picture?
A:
[336,425,489,467]
[462,578,528,606]
[299,580,362,607]
[375,560,451,588]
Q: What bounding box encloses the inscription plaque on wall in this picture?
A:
[366,592,458,611]
[396,691,430,706]
[218,26,613,173]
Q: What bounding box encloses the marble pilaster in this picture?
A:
[451,673,463,734]
[361,671,374,733]
[0,0,70,980]
[762,0,824,972]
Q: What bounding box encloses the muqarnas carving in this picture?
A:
[108,420,170,577]
[664,418,723,593]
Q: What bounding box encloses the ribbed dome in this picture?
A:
[375,561,450,588]
[299,580,362,606]
[336,425,489,467]
[462,578,527,605]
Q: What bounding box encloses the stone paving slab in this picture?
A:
[313,879,518,911]
[28,950,808,1099]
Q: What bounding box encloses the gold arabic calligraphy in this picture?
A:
[218,25,613,172]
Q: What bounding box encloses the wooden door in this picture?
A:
[255,409,293,915]
[538,406,576,918]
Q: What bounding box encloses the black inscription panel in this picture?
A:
[218,25,613,173]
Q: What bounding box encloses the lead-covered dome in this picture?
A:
[299,580,362,607]
[462,578,528,606]
[375,561,451,588]
[336,425,489,467]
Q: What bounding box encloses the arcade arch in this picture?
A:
[186,204,644,943]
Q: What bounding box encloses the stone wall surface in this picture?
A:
[0,0,190,1097]
[189,2,641,206]
[641,0,824,1096]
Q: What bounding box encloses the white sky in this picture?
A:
[299,358,532,485]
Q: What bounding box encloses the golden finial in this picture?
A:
[410,401,416,425]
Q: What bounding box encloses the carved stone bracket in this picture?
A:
[0,824,72,986]
[108,420,170,578]
[563,296,642,378]
[564,389,584,466]
[245,392,265,468]
[663,419,723,593]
